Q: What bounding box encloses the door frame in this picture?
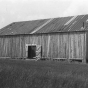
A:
[26,44,37,59]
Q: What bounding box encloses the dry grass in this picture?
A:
[0,59,88,88]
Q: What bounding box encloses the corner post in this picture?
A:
[82,32,86,64]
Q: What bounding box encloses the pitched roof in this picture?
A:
[35,14,88,33]
[0,19,49,35]
[35,16,73,33]
[0,14,88,35]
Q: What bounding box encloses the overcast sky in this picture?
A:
[0,0,88,28]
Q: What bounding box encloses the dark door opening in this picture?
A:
[28,46,36,59]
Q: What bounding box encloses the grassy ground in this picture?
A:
[0,59,88,88]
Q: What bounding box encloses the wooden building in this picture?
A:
[0,14,88,63]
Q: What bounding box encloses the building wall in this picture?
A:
[86,32,88,61]
[0,32,86,60]
[41,32,86,60]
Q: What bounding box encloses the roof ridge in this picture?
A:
[30,18,54,34]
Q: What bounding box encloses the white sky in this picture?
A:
[0,0,88,28]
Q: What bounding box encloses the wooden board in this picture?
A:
[0,32,86,61]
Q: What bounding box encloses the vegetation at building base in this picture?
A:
[0,59,88,88]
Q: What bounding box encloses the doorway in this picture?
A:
[28,46,36,59]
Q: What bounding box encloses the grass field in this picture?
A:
[0,59,88,88]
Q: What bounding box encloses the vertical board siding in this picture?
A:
[0,32,86,60]
[86,32,88,60]
[41,34,49,57]
[68,33,85,59]
[42,34,69,58]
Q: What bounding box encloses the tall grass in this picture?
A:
[0,59,88,88]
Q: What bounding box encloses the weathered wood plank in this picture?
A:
[0,32,86,61]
